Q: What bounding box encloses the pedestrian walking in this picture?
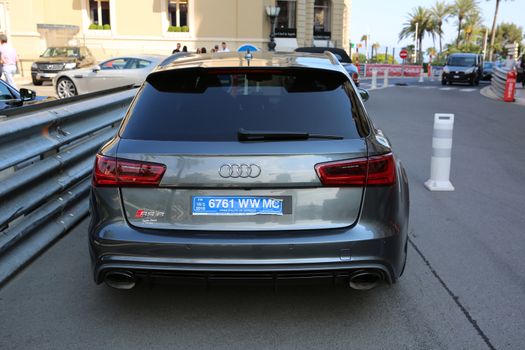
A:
[0,34,19,89]
[518,54,525,88]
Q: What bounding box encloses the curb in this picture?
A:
[480,86,525,106]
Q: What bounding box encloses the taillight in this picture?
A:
[352,72,359,81]
[93,154,166,187]
[315,153,395,186]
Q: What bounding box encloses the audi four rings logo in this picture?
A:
[219,164,261,178]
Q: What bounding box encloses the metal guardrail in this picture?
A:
[0,87,136,286]
[490,67,510,99]
[1,84,135,118]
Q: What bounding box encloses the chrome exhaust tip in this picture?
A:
[348,270,383,291]
[104,271,136,290]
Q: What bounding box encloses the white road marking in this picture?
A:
[439,87,457,91]
[459,88,477,92]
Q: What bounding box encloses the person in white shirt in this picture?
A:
[0,34,19,89]
[219,42,230,52]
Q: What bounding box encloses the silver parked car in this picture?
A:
[54,54,166,98]
[89,51,409,291]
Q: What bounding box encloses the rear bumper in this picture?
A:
[89,221,406,285]
[89,157,409,286]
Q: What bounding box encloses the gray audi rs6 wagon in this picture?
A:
[89,51,409,290]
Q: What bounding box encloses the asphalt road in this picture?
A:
[16,80,56,98]
[1,78,524,350]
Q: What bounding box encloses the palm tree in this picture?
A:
[371,42,380,59]
[488,0,509,61]
[430,1,452,53]
[426,47,438,58]
[360,34,369,60]
[399,6,431,63]
[463,11,483,46]
[451,0,480,46]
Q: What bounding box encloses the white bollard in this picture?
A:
[419,70,424,83]
[383,70,389,87]
[371,69,377,89]
[424,113,455,191]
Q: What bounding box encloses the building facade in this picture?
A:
[1,0,351,66]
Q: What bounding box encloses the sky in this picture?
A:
[350,0,524,56]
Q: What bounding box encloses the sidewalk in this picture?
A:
[13,74,32,87]
[515,86,525,105]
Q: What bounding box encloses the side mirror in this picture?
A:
[92,65,101,72]
[19,88,36,101]
[357,87,370,102]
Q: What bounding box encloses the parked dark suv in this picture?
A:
[89,51,409,291]
[31,46,95,86]
[442,53,483,86]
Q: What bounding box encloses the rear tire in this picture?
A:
[56,77,78,99]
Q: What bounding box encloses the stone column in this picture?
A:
[296,0,307,47]
[331,0,345,48]
[304,0,314,46]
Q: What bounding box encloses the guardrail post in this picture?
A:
[425,113,455,191]
[371,69,377,89]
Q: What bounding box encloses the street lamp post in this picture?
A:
[265,5,280,51]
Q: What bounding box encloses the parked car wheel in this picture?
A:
[56,77,78,99]
[31,76,43,86]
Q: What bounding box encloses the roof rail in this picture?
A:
[323,50,339,65]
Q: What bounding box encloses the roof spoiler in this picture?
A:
[323,51,339,65]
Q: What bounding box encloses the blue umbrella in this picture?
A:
[237,44,259,52]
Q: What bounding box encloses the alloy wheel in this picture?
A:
[57,78,77,99]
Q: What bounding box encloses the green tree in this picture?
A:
[399,6,431,63]
[493,22,524,58]
[451,0,480,46]
[370,54,398,64]
[431,1,453,53]
[462,11,483,46]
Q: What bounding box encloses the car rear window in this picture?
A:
[120,69,366,141]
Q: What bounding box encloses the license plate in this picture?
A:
[453,75,460,79]
[192,196,284,216]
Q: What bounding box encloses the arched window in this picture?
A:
[313,0,331,39]
[275,0,297,38]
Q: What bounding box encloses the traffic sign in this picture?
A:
[400,49,408,59]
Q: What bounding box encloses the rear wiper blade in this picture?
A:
[238,128,344,141]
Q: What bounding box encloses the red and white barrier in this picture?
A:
[364,64,423,77]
